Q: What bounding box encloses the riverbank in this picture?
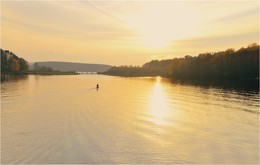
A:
[103,44,259,81]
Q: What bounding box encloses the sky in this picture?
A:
[1,0,259,66]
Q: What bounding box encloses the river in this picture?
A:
[1,74,259,163]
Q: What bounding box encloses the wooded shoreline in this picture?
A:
[1,44,259,84]
[103,44,259,81]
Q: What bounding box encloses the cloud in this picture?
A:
[213,6,259,23]
[1,1,259,65]
[174,31,259,46]
[1,1,140,44]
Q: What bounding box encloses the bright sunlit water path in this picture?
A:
[1,75,259,164]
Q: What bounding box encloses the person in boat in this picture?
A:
[96,84,99,89]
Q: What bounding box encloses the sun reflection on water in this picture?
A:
[148,77,171,126]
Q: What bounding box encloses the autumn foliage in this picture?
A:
[105,44,259,80]
[1,49,29,73]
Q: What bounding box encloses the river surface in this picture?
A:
[1,75,259,164]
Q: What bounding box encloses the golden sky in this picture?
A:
[1,0,259,65]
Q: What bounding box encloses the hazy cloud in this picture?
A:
[1,0,258,65]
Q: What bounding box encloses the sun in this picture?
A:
[138,24,171,49]
[121,3,202,50]
[122,7,174,49]
[142,34,169,49]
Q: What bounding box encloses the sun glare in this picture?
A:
[121,2,204,50]
[142,33,169,49]
[148,77,170,125]
[123,10,180,49]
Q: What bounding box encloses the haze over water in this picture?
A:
[1,75,259,164]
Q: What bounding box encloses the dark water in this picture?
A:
[1,75,259,163]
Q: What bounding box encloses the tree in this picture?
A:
[19,58,28,71]
[1,49,29,73]
[104,43,259,80]
[11,58,20,72]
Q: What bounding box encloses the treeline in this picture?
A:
[1,49,29,73]
[28,62,77,75]
[105,61,172,77]
[104,43,259,80]
[169,43,259,80]
[104,65,159,76]
[32,63,54,72]
[1,49,77,75]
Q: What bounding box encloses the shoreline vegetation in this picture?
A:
[103,44,259,82]
[1,44,259,85]
[1,49,77,78]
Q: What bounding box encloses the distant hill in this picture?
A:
[30,61,112,72]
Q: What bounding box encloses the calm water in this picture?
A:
[1,75,259,164]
